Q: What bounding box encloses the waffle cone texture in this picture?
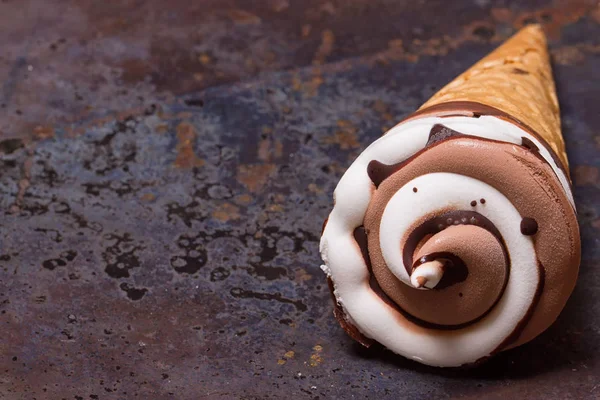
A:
[420,24,568,168]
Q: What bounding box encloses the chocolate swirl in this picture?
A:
[320,104,580,367]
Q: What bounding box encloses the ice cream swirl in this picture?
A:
[320,102,580,367]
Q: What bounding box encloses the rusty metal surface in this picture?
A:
[0,0,599,398]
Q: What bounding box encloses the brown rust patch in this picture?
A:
[322,120,360,150]
[278,349,295,365]
[269,0,290,13]
[155,124,168,134]
[294,268,312,282]
[212,203,241,222]
[309,344,324,367]
[9,150,34,214]
[198,53,212,66]
[552,44,600,65]
[140,193,156,202]
[257,139,271,162]
[267,204,284,212]
[257,127,283,162]
[574,165,599,186]
[291,69,324,97]
[592,4,600,23]
[552,46,586,65]
[234,194,253,205]
[371,0,596,68]
[491,8,513,23]
[379,25,487,65]
[307,183,323,194]
[514,2,593,39]
[550,46,585,65]
[301,24,312,37]
[291,74,302,91]
[313,30,335,65]
[304,69,324,97]
[372,100,394,122]
[284,350,295,359]
[33,126,55,140]
[388,38,404,50]
[174,122,205,169]
[237,164,276,192]
[227,9,261,25]
[120,58,150,85]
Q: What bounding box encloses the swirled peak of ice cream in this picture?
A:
[319,102,580,367]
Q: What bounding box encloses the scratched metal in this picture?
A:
[0,0,599,399]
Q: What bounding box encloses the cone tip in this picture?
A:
[519,23,546,39]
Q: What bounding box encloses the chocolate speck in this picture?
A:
[459,292,463,297]
[480,198,486,204]
[413,187,418,193]
[367,160,400,188]
[520,217,538,236]
[470,200,477,207]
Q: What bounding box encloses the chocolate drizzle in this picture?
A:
[369,124,465,188]
[353,227,419,326]
[413,252,469,289]
[354,226,398,308]
[353,227,371,271]
[367,160,400,188]
[426,124,464,146]
[493,261,546,352]
[405,101,570,180]
[369,120,570,200]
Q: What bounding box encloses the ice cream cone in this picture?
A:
[319,24,580,367]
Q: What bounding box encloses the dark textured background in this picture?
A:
[0,0,599,399]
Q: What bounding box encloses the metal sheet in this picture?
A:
[1,0,599,398]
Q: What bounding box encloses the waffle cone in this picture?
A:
[418,25,568,169]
